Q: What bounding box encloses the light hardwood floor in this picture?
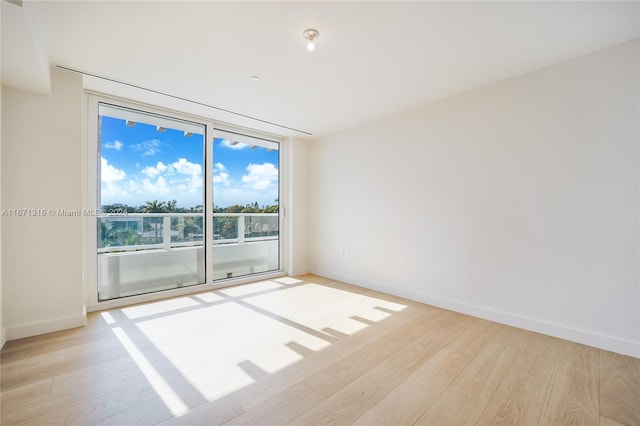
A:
[1,274,638,425]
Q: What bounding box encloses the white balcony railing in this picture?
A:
[98,212,278,253]
[97,212,280,300]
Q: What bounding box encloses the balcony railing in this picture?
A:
[98,212,280,299]
[98,212,279,253]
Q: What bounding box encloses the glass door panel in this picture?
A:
[212,130,280,280]
[97,104,205,300]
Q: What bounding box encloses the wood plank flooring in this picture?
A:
[1,274,638,425]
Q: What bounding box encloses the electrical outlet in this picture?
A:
[339,248,344,257]
[344,248,350,257]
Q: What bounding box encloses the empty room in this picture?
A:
[1,1,639,425]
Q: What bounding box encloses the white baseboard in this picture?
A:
[1,327,6,349]
[6,314,87,341]
[310,267,640,359]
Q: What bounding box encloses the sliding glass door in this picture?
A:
[212,130,280,280]
[92,100,282,302]
[96,104,206,301]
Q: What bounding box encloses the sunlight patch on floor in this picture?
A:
[218,279,284,297]
[192,292,226,303]
[272,276,304,285]
[122,297,200,320]
[100,311,116,324]
[132,300,331,401]
[243,283,407,336]
[112,327,189,417]
[107,278,408,412]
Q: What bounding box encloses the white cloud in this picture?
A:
[101,159,278,209]
[104,140,123,151]
[142,161,173,178]
[101,181,128,201]
[242,163,278,190]
[213,162,230,186]
[188,174,203,192]
[131,139,162,156]
[101,157,205,207]
[220,139,248,150]
[101,157,126,182]
[213,173,230,185]
[142,176,170,196]
[127,180,140,192]
[172,158,201,176]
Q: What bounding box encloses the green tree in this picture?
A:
[142,200,169,213]
[99,220,117,248]
[183,216,203,240]
[99,220,144,248]
[263,204,279,213]
[142,200,169,241]
[224,204,244,213]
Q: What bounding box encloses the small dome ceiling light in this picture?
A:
[303,29,319,52]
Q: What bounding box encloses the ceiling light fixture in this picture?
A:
[303,29,319,52]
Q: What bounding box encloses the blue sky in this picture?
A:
[100,116,279,209]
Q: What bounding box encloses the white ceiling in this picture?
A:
[2,1,638,138]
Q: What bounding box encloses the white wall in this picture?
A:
[288,137,310,276]
[1,67,86,339]
[309,40,640,358]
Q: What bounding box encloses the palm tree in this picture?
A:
[142,200,168,241]
[99,221,117,248]
[142,200,168,213]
